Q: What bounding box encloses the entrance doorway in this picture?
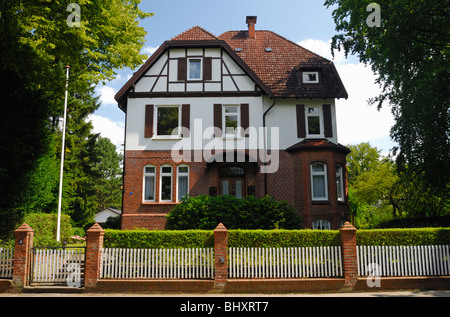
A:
[219,166,245,198]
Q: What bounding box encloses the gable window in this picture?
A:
[336,165,345,202]
[223,105,240,137]
[177,165,189,201]
[306,107,322,136]
[312,219,331,230]
[160,165,173,202]
[302,71,319,83]
[188,58,202,80]
[311,162,328,201]
[143,165,156,202]
[155,106,180,137]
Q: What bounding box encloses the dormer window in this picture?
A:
[302,71,319,83]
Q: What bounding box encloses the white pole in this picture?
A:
[57,65,70,242]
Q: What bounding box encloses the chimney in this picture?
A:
[246,16,257,39]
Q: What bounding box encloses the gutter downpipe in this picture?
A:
[262,97,276,196]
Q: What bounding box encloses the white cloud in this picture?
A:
[96,85,117,107]
[88,114,124,151]
[141,46,159,57]
[297,39,347,65]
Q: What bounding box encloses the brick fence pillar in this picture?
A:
[213,223,228,290]
[340,221,358,290]
[84,223,104,290]
[11,223,34,290]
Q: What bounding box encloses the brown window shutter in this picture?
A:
[213,104,222,137]
[296,104,306,138]
[240,103,249,137]
[203,57,212,80]
[177,58,186,81]
[144,104,154,138]
[181,104,190,137]
[323,104,333,138]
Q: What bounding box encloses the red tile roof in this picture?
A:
[170,26,219,41]
[218,30,347,98]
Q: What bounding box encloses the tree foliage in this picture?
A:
[324,0,449,200]
[0,1,152,237]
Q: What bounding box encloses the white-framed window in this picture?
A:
[312,219,331,230]
[223,105,240,137]
[160,165,173,202]
[302,71,319,83]
[306,107,322,137]
[143,165,156,202]
[177,165,189,201]
[311,162,328,201]
[188,58,202,80]
[155,105,181,137]
[336,165,345,202]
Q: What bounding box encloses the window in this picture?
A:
[160,165,173,202]
[312,219,331,230]
[177,165,189,201]
[143,165,156,202]
[336,166,344,202]
[156,106,180,137]
[188,58,202,80]
[311,162,328,201]
[306,107,321,136]
[223,105,240,136]
[303,71,319,83]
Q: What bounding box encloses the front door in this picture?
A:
[220,177,245,198]
[219,165,245,198]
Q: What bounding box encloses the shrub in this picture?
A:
[103,229,214,248]
[166,195,302,230]
[357,227,450,246]
[24,213,73,246]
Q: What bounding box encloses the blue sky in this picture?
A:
[91,0,397,156]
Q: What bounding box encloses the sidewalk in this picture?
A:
[1,289,449,297]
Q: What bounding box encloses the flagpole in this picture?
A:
[57,65,70,242]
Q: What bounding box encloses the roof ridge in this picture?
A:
[170,26,218,41]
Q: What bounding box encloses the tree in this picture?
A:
[89,137,123,211]
[324,0,449,200]
[346,142,382,184]
[0,0,152,236]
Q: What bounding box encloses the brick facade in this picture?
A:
[122,146,350,230]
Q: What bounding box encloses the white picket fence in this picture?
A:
[32,248,84,284]
[228,247,343,278]
[0,247,14,278]
[357,245,450,277]
[100,248,214,279]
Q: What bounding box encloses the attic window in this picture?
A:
[235,48,242,52]
[265,47,272,52]
[302,71,319,83]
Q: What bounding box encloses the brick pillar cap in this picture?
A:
[214,223,228,232]
[340,221,356,231]
[15,223,34,233]
[87,223,105,233]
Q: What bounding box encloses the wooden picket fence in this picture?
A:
[31,247,84,284]
[100,248,214,279]
[357,245,450,277]
[0,247,14,278]
[228,246,343,278]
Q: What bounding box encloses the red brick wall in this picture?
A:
[122,148,350,230]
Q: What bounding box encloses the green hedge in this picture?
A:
[103,227,450,249]
[357,228,450,246]
[228,230,341,247]
[103,229,214,248]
